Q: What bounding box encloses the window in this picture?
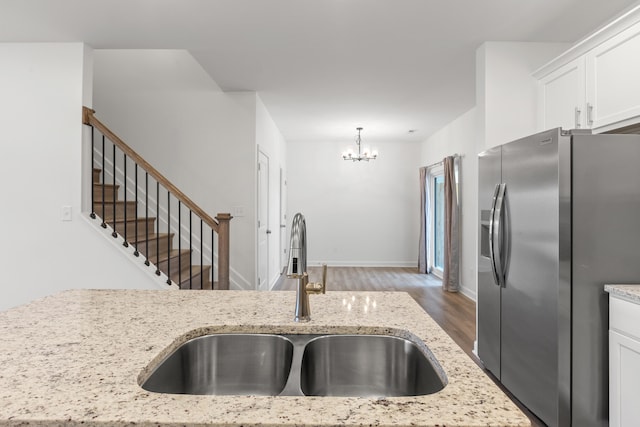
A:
[420,157,460,281]
[424,164,444,278]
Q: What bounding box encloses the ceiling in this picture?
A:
[1,0,638,143]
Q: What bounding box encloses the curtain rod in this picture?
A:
[423,153,462,169]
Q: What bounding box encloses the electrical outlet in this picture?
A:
[62,206,72,221]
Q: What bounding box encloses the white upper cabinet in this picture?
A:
[537,57,585,131]
[535,6,640,133]
[586,21,640,130]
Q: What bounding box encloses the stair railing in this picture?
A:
[82,106,232,289]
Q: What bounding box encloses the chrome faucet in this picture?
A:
[286,213,326,322]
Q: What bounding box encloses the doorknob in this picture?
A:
[266,230,272,234]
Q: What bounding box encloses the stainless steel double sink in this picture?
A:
[141,333,446,397]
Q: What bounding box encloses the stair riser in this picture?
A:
[93,185,119,202]
[111,218,156,240]
[134,236,172,259]
[92,169,101,184]
[94,202,137,221]
[179,273,212,290]
[171,265,211,285]
[157,253,192,279]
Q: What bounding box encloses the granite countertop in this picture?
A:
[605,284,640,304]
[0,289,529,426]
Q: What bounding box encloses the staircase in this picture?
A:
[84,107,231,290]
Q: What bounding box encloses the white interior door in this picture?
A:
[257,151,269,290]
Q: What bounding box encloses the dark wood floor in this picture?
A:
[273,266,544,427]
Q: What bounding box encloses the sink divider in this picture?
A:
[278,334,319,396]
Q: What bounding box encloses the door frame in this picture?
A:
[279,168,287,273]
[257,150,270,291]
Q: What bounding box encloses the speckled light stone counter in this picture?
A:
[0,290,529,426]
[605,284,640,304]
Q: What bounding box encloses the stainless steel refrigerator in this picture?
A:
[477,128,640,427]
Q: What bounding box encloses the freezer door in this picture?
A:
[477,146,502,377]
[500,129,564,427]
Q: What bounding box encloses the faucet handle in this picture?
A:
[321,263,327,294]
[306,264,327,295]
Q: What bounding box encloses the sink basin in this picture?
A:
[299,334,445,397]
[141,333,445,398]
[141,333,294,395]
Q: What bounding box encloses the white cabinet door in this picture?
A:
[610,329,640,427]
[586,20,640,130]
[537,57,585,131]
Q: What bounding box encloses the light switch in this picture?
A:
[232,206,245,217]
[62,206,72,221]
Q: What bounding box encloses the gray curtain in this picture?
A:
[418,166,431,274]
[442,156,460,292]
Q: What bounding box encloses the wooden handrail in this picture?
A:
[83,107,220,232]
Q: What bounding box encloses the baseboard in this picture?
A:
[307,260,418,268]
[459,284,476,301]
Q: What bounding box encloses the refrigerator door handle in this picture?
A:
[488,184,501,286]
[492,183,507,287]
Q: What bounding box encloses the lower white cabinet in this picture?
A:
[609,296,640,427]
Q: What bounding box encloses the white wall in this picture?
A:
[0,43,163,312]
[255,96,287,288]
[93,50,258,290]
[287,139,420,267]
[477,42,570,150]
[420,108,478,300]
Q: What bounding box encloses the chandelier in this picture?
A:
[342,127,377,162]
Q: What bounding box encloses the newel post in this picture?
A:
[215,213,233,290]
